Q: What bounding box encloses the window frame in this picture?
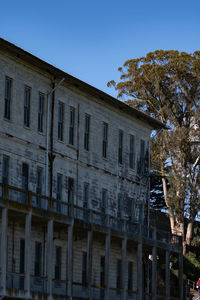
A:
[69,106,75,145]
[84,114,90,151]
[4,76,12,120]
[38,92,45,133]
[2,155,9,184]
[58,102,64,141]
[102,122,108,158]
[118,130,123,164]
[129,134,135,169]
[24,86,31,127]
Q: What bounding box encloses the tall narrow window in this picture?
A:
[129,135,135,169]
[101,189,107,213]
[100,256,105,287]
[58,102,64,141]
[38,93,44,132]
[69,107,75,145]
[83,183,89,209]
[117,194,122,219]
[36,168,42,208]
[57,174,62,201]
[118,130,123,164]
[24,86,31,127]
[4,77,12,120]
[55,246,62,280]
[22,163,29,190]
[2,155,9,184]
[36,168,42,195]
[140,140,145,174]
[82,251,87,286]
[116,259,122,289]
[84,114,90,151]
[20,239,25,273]
[34,242,42,276]
[19,239,25,289]
[68,177,74,204]
[102,123,108,158]
[128,261,133,291]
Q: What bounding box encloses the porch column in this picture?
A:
[47,219,54,300]
[67,221,74,299]
[105,230,111,300]
[152,228,157,300]
[122,237,127,300]
[179,252,183,300]
[0,208,8,294]
[24,211,32,297]
[87,230,93,300]
[137,224,143,300]
[165,249,170,300]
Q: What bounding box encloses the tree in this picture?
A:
[108,50,200,254]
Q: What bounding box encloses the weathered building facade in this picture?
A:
[0,38,183,300]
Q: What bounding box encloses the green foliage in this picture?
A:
[183,252,200,282]
[108,50,200,250]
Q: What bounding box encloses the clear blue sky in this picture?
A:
[1,0,200,98]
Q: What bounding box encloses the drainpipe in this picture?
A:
[45,77,65,197]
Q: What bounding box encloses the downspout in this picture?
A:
[45,77,65,197]
[50,82,55,199]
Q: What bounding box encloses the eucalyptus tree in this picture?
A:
[108,50,200,253]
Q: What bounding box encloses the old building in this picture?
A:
[0,38,182,300]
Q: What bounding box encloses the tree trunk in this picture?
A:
[186,221,193,247]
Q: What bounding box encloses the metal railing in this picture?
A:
[0,183,182,247]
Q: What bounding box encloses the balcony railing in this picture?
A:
[0,183,182,247]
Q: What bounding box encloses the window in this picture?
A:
[100,256,105,300]
[140,140,145,174]
[128,261,133,291]
[69,107,75,145]
[83,183,89,209]
[2,155,9,184]
[68,177,74,204]
[4,77,12,119]
[84,114,90,151]
[55,246,62,280]
[38,93,45,132]
[34,242,42,276]
[58,102,64,141]
[20,239,25,273]
[118,130,123,164]
[117,194,122,219]
[36,168,42,195]
[100,256,105,286]
[22,163,29,190]
[116,259,122,289]
[82,251,87,286]
[24,86,31,127]
[101,189,107,213]
[36,168,42,208]
[129,135,135,169]
[102,123,108,158]
[57,174,62,201]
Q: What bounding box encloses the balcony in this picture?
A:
[0,182,182,248]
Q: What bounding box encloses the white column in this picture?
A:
[24,211,32,298]
[165,249,170,300]
[67,222,73,299]
[0,208,8,295]
[47,219,54,300]
[87,230,93,300]
[105,230,111,300]
[121,237,127,300]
